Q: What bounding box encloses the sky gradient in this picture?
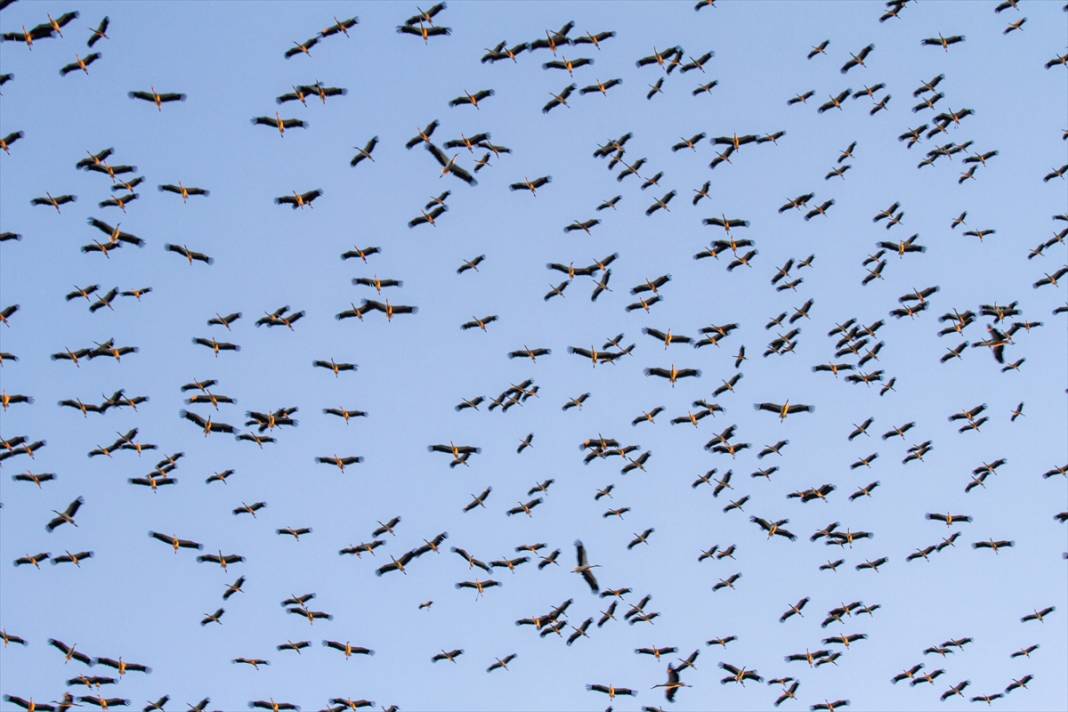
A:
[1,1,1066,711]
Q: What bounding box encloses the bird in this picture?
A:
[319,14,359,37]
[166,244,213,265]
[751,517,797,540]
[1,20,64,49]
[0,131,24,155]
[818,89,852,113]
[543,83,577,113]
[426,144,478,185]
[86,16,110,46]
[201,608,225,626]
[509,175,552,196]
[543,56,593,76]
[47,639,94,667]
[275,189,323,209]
[580,77,623,97]
[180,410,237,436]
[586,684,636,701]
[754,401,815,421]
[93,657,151,676]
[719,662,762,685]
[780,597,810,622]
[482,41,528,63]
[128,87,186,110]
[60,53,103,76]
[486,653,517,672]
[922,34,966,51]
[1021,606,1056,623]
[249,701,299,711]
[714,573,743,591]
[1045,53,1068,70]
[840,44,874,73]
[573,540,600,593]
[397,20,452,42]
[645,364,701,387]
[973,539,1014,553]
[344,136,380,168]
[431,649,464,663]
[627,528,655,549]
[45,497,84,532]
[457,254,485,273]
[652,665,691,702]
[808,40,830,59]
[252,113,308,137]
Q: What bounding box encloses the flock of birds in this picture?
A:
[1,0,1067,711]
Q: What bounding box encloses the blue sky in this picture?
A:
[1,1,1066,710]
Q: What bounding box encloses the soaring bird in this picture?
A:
[921,34,965,51]
[167,244,213,265]
[840,44,874,73]
[573,540,600,593]
[87,16,110,47]
[46,497,84,532]
[274,189,323,209]
[350,136,379,167]
[252,113,308,137]
[509,175,552,196]
[754,401,815,421]
[645,364,701,387]
[431,649,464,663]
[128,87,186,110]
[159,182,209,202]
[543,83,577,113]
[487,653,517,672]
[426,144,478,185]
[397,22,452,43]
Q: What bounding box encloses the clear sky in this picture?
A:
[1,1,1066,711]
